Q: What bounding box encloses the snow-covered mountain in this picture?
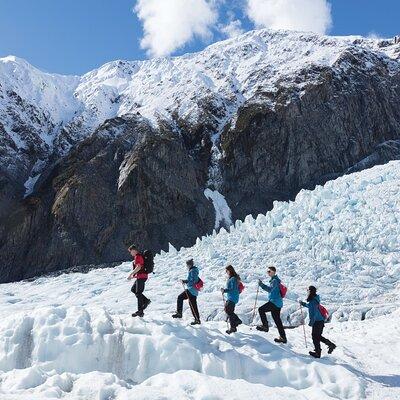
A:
[1,29,400,282]
[0,161,399,399]
[1,30,399,158]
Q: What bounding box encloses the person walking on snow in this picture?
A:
[257,266,287,343]
[299,286,336,358]
[172,259,201,325]
[221,265,243,334]
[127,244,151,317]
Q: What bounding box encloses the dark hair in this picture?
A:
[226,265,241,281]
[268,266,276,272]
[186,259,194,267]
[307,285,317,302]
[128,244,138,251]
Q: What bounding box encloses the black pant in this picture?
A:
[258,301,286,339]
[131,279,149,312]
[225,300,241,328]
[312,321,335,354]
[177,290,200,321]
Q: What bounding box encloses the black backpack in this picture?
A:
[143,250,154,274]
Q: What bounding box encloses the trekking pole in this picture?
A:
[299,303,308,348]
[182,282,199,322]
[251,284,260,325]
[221,291,229,329]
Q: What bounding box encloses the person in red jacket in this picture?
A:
[127,244,151,317]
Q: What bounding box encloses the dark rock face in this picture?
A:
[0,117,214,282]
[346,140,400,174]
[0,122,29,219]
[220,52,400,220]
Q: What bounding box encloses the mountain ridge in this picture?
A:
[2,29,399,153]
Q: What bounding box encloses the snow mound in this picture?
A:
[2,309,400,399]
[0,306,364,399]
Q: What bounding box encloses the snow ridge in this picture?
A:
[1,29,399,154]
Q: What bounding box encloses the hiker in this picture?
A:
[172,259,201,325]
[127,244,151,317]
[299,286,336,358]
[257,266,287,343]
[221,265,242,334]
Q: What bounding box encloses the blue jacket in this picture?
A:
[223,276,240,304]
[184,266,199,296]
[300,295,325,326]
[260,275,283,308]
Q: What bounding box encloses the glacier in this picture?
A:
[0,161,399,399]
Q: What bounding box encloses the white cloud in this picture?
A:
[367,32,384,40]
[247,0,332,35]
[135,0,218,57]
[220,17,245,38]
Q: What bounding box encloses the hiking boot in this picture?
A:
[309,351,321,358]
[274,337,287,344]
[172,312,183,319]
[256,325,269,332]
[237,319,243,326]
[132,311,144,317]
[190,320,201,325]
[328,344,336,354]
[143,299,151,310]
[226,327,237,334]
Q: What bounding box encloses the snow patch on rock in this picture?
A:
[204,188,233,229]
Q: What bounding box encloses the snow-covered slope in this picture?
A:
[0,56,79,153]
[0,56,79,126]
[1,29,399,155]
[0,161,399,399]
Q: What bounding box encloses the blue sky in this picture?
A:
[0,0,399,75]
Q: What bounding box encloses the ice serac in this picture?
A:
[1,29,400,282]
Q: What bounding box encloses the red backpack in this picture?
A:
[318,304,330,321]
[238,281,245,294]
[194,278,204,291]
[279,283,287,298]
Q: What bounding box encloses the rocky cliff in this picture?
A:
[1,29,400,282]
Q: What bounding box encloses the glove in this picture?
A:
[220,288,225,293]
[258,279,262,286]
